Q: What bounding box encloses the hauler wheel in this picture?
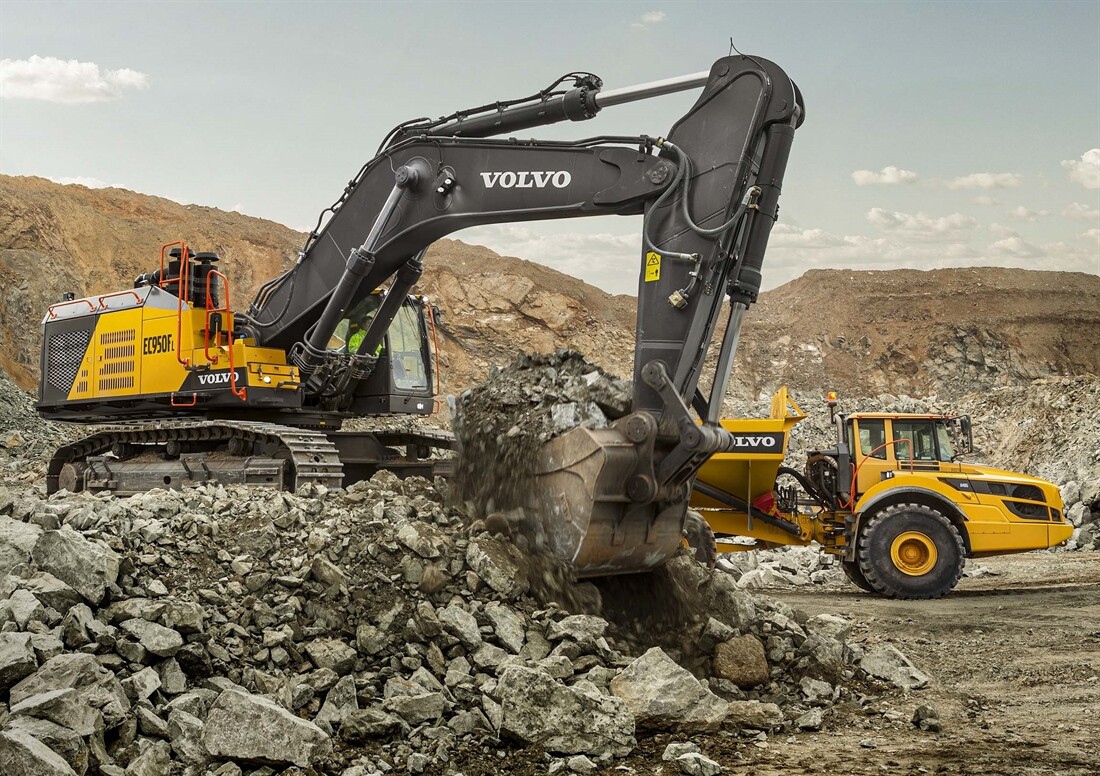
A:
[683,509,717,569]
[841,560,875,593]
[857,503,965,599]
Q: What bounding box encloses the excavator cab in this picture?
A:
[343,293,438,417]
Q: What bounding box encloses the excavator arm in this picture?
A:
[245,54,805,574]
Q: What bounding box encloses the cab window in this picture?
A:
[388,303,429,391]
[935,422,956,462]
[892,420,941,462]
[856,419,887,460]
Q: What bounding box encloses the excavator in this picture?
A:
[36,53,805,578]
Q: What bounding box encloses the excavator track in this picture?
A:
[45,421,451,496]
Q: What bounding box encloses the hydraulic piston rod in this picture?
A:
[593,71,710,108]
[413,69,712,140]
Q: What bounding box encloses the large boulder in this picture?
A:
[610,648,728,732]
[0,632,38,690]
[202,689,332,767]
[713,635,769,689]
[0,728,77,776]
[860,645,930,690]
[30,525,119,605]
[498,666,635,757]
[0,517,43,576]
[10,653,129,729]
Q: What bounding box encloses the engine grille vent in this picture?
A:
[47,329,92,392]
[97,328,136,393]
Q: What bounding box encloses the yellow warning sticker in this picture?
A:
[645,251,661,282]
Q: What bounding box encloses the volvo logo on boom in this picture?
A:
[480,171,571,189]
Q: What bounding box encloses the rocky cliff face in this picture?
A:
[737,268,1100,402]
[2,175,1097,402]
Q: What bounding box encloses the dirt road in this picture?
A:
[698,550,1100,775]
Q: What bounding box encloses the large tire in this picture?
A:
[856,503,965,599]
[841,560,875,593]
[683,510,717,569]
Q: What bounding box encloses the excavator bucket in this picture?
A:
[532,424,686,577]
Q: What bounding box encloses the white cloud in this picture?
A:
[851,166,918,185]
[230,203,245,214]
[973,195,998,206]
[1008,206,1049,221]
[989,235,1045,259]
[631,10,667,28]
[0,55,148,103]
[1062,149,1100,189]
[1064,202,1100,222]
[865,208,977,241]
[1081,228,1100,245]
[946,172,1023,190]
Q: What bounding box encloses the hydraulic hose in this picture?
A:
[692,480,802,536]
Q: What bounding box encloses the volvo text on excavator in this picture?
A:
[36,54,805,578]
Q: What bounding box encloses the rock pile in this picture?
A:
[0,371,71,480]
[451,349,632,515]
[0,470,935,774]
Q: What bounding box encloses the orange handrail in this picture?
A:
[47,298,96,318]
[159,240,192,369]
[97,290,142,309]
[170,392,198,407]
[203,268,246,401]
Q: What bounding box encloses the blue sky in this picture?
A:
[2,0,1097,294]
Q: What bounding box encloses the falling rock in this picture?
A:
[11,654,130,729]
[0,632,38,690]
[203,689,332,767]
[860,645,931,690]
[0,516,43,576]
[713,635,769,689]
[498,666,635,757]
[120,619,184,658]
[5,716,88,775]
[610,648,728,732]
[30,525,120,605]
[0,728,77,776]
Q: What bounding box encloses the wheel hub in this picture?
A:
[890,531,938,576]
